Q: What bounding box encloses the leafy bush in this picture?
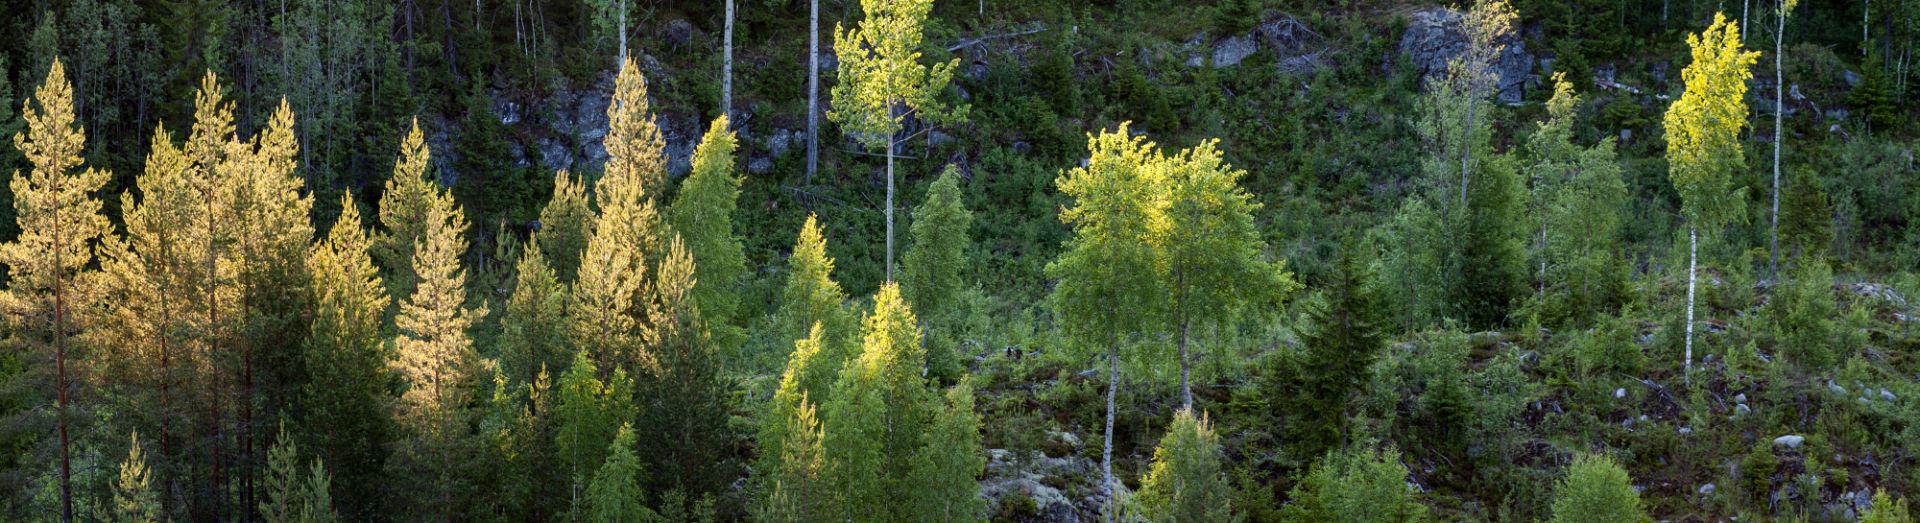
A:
[1548,454,1650,523]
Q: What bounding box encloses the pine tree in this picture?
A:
[637,237,733,495]
[754,323,828,522]
[453,80,534,228]
[555,349,635,508]
[829,0,967,280]
[906,377,986,522]
[99,432,164,523]
[1865,490,1915,523]
[0,58,112,523]
[571,55,668,377]
[822,283,931,522]
[88,123,197,517]
[1049,123,1170,522]
[260,428,338,523]
[583,423,661,522]
[377,118,438,299]
[1664,13,1757,378]
[666,115,747,356]
[391,167,485,520]
[498,244,569,389]
[774,214,855,375]
[1158,140,1295,409]
[1279,447,1428,523]
[1137,409,1236,523]
[1547,454,1649,523]
[1265,240,1384,463]
[902,166,974,384]
[537,169,593,283]
[228,99,317,514]
[300,193,392,519]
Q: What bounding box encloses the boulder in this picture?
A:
[1774,434,1806,448]
[1398,7,1533,104]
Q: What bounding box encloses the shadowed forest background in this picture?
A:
[0,0,1918,521]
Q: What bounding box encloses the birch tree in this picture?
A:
[830,0,967,280]
[1770,0,1799,279]
[1664,13,1756,379]
[1048,124,1167,523]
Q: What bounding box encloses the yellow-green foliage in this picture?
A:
[1664,12,1757,230]
[1548,454,1649,523]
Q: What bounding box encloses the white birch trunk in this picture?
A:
[1772,6,1785,279]
[807,0,820,184]
[1104,343,1118,523]
[723,0,734,122]
[1685,226,1698,381]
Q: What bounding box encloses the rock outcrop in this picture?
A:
[1398,7,1533,104]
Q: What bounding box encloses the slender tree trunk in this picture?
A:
[1772,5,1785,279]
[1742,0,1751,44]
[1685,226,1697,382]
[1103,340,1118,523]
[886,137,896,281]
[723,0,734,122]
[617,0,628,65]
[1178,317,1192,410]
[1864,0,1871,55]
[55,246,71,523]
[806,0,819,185]
[1459,101,1475,209]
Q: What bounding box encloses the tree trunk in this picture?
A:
[1772,5,1785,279]
[1742,0,1750,44]
[1685,226,1697,382]
[1459,101,1475,209]
[617,0,628,66]
[1103,341,1118,523]
[55,250,71,523]
[886,135,896,281]
[806,0,820,186]
[1179,317,1192,410]
[722,0,734,122]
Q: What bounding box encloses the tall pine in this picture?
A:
[300,193,392,519]
[666,115,747,355]
[0,58,112,523]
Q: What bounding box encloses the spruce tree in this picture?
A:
[1265,240,1383,463]
[538,169,593,283]
[666,115,747,356]
[1547,454,1649,523]
[829,0,967,280]
[1456,154,1527,328]
[391,168,485,520]
[1664,13,1756,377]
[260,428,338,523]
[300,193,392,519]
[0,58,112,523]
[1137,409,1236,523]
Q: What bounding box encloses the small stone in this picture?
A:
[1699,483,1716,495]
[1678,427,1693,436]
[1829,381,1848,395]
[1615,388,1627,399]
[1734,393,1748,403]
[1882,389,1897,401]
[1735,404,1751,416]
[1774,435,1806,448]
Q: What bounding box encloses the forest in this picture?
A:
[0,0,1918,521]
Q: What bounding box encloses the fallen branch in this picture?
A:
[947,27,1046,52]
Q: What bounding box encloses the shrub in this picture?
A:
[1548,454,1649,523]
